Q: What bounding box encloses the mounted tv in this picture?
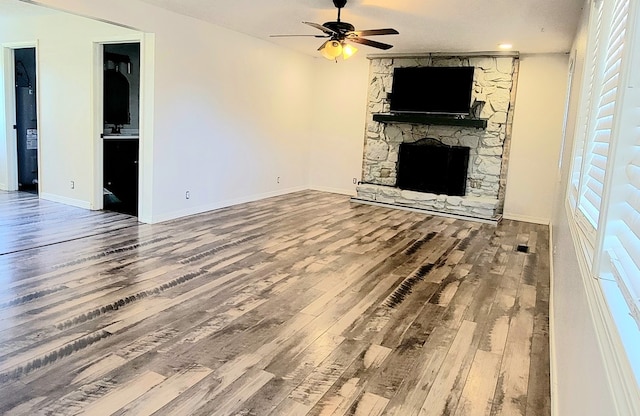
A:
[389,66,474,115]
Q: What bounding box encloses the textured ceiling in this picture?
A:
[0,0,55,17]
[4,0,586,56]
[135,0,585,55]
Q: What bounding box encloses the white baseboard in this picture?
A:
[150,186,307,224]
[503,212,550,225]
[40,192,92,210]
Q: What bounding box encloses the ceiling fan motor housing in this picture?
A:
[333,0,348,9]
[270,0,397,54]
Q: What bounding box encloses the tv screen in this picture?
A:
[389,66,474,115]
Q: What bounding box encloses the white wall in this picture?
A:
[550,0,619,414]
[6,0,316,222]
[147,21,314,222]
[308,56,370,195]
[0,12,139,207]
[503,54,568,224]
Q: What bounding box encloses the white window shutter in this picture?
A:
[570,1,604,206]
[578,0,629,230]
[609,127,640,328]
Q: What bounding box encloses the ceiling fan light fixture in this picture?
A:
[275,0,397,58]
[342,42,358,59]
[320,39,343,60]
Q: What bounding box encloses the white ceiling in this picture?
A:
[4,0,586,56]
[0,0,56,17]
[135,0,586,55]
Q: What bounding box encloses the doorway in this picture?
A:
[14,48,38,193]
[102,43,140,216]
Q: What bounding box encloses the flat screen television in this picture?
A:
[389,66,474,115]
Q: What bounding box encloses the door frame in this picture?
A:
[1,41,39,192]
[92,34,154,222]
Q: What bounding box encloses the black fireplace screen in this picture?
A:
[396,138,470,196]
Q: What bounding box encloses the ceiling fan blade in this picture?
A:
[303,21,338,36]
[349,37,394,50]
[350,28,399,37]
[270,34,329,38]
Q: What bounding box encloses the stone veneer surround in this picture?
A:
[355,55,520,221]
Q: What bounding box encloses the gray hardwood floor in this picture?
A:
[0,190,550,416]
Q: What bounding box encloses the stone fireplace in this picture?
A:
[354,54,519,222]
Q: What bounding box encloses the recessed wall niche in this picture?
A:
[355,55,520,221]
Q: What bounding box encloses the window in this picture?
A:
[569,0,604,213]
[603,39,640,330]
[567,0,640,386]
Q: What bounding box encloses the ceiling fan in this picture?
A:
[270,0,399,60]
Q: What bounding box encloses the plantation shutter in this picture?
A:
[571,1,604,203]
[609,116,640,328]
[578,0,629,230]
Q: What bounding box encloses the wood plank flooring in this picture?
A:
[0,190,551,415]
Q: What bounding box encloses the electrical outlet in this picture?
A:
[277,176,280,184]
[352,178,358,184]
[185,191,190,200]
[70,180,75,189]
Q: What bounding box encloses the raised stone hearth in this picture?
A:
[356,184,499,220]
[355,54,519,222]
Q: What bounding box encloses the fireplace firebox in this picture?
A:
[396,138,470,196]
